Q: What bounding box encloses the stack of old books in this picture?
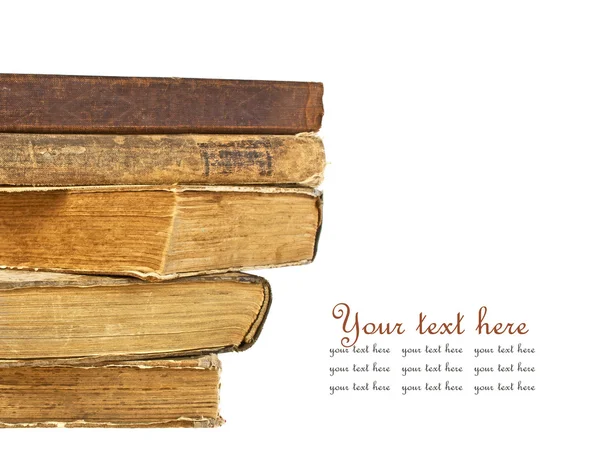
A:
[0,74,324,428]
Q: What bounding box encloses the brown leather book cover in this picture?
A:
[0,132,325,187]
[0,74,323,134]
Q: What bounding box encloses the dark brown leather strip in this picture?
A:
[0,74,323,134]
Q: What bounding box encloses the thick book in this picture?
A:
[0,271,270,366]
[0,185,322,279]
[0,132,325,187]
[0,356,222,428]
[0,74,323,134]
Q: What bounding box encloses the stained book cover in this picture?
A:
[0,132,325,187]
[0,356,223,428]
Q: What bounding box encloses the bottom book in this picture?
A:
[0,355,223,428]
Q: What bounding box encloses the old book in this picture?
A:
[0,132,325,187]
[0,185,322,279]
[0,356,222,428]
[0,271,270,366]
[0,74,323,134]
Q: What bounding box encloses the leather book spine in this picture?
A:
[0,74,323,134]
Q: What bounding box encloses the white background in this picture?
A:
[2,1,599,448]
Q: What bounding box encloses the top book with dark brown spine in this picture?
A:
[0,74,324,134]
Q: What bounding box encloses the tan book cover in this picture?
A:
[0,133,325,187]
[0,356,223,428]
